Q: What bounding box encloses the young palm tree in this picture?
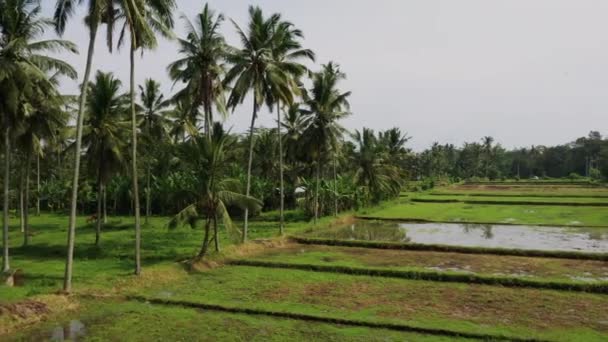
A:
[82,71,129,245]
[303,62,351,223]
[168,3,227,138]
[1,0,77,273]
[169,123,262,258]
[54,0,113,292]
[224,6,291,242]
[137,78,170,223]
[113,0,175,275]
[268,18,314,235]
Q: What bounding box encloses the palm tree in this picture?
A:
[82,71,129,245]
[268,18,314,234]
[352,128,403,203]
[113,0,175,275]
[224,6,291,242]
[169,123,262,258]
[54,0,114,292]
[303,62,351,223]
[137,78,170,223]
[1,0,78,273]
[167,99,198,143]
[15,77,69,246]
[168,3,227,138]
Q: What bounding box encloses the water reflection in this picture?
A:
[310,221,608,252]
[316,221,410,242]
[50,320,86,341]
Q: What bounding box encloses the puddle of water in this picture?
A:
[50,320,86,341]
[310,221,608,252]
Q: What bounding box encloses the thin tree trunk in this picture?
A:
[333,154,338,217]
[243,98,258,243]
[276,103,284,235]
[213,214,220,252]
[19,185,24,234]
[2,124,9,272]
[145,117,151,225]
[130,44,142,276]
[198,218,211,258]
[103,186,107,224]
[95,173,102,246]
[145,165,150,224]
[36,153,40,216]
[64,25,98,293]
[23,151,31,246]
[314,160,320,224]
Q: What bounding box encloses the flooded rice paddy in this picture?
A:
[311,220,608,252]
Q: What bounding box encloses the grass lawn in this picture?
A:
[245,243,608,283]
[131,265,608,342]
[359,200,608,226]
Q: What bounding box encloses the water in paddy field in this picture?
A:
[49,320,86,341]
[311,221,608,252]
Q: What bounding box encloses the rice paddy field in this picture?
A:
[2,181,608,341]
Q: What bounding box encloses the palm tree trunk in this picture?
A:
[95,173,102,246]
[198,218,211,258]
[243,98,258,243]
[36,153,40,216]
[64,25,98,293]
[314,159,320,224]
[19,184,24,234]
[103,186,107,224]
[145,118,151,225]
[23,150,32,246]
[276,103,284,235]
[2,124,9,273]
[333,154,338,217]
[130,43,142,276]
[213,214,220,252]
[145,165,150,224]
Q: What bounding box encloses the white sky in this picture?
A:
[41,0,608,151]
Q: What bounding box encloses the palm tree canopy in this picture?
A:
[82,71,129,183]
[168,3,227,124]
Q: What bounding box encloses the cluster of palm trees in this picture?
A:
[1,0,407,292]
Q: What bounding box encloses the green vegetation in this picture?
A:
[245,244,608,283]
[1,1,608,341]
[359,200,608,227]
[130,265,608,341]
[10,299,469,342]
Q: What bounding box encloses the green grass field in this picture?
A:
[3,183,608,341]
[359,199,608,226]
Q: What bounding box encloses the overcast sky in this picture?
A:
[41,0,608,151]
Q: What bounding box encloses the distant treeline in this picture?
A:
[407,132,607,181]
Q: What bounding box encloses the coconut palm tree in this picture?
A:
[303,62,351,223]
[112,0,175,275]
[224,6,291,242]
[351,128,403,203]
[169,123,262,258]
[15,77,69,246]
[1,0,78,273]
[268,18,314,234]
[54,0,116,292]
[168,3,227,138]
[167,99,198,144]
[137,78,170,223]
[82,71,129,245]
